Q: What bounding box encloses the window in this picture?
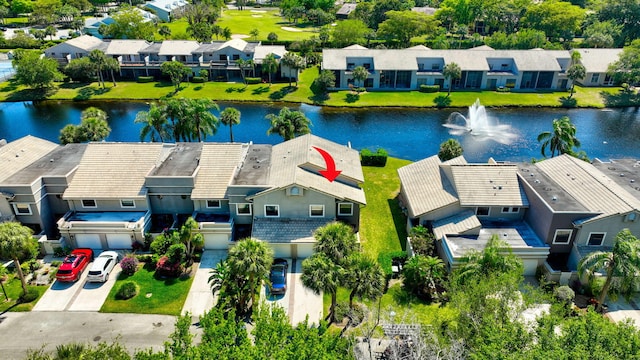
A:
[12,203,32,215]
[309,205,324,217]
[82,199,97,208]
[219,54,227,61]
[591,74,600,83]
[347,62,355,69]
[552,229,572,244]
[206,200,221,208]
[588,232,606,246]
[338,203,353,216]
[363,63,371,70]
[431,63,440,70]
[120,199,135,208]
[476,207,490,216]
[232,54,239,60]
[501,207,519,214]
[265,205,279,217]
[236,203,251,216]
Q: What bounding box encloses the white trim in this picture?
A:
[236,203,252,216]
[82,199,97,208]
[552,229,572,245]
[12,203,32,215]
[587,232,606,246]
[264,204,280,218]
[120,199,136,208]
[309,204,325,217]
[206,200,221,209]
[338,202,353,216]
[476,206,490,217]
[501,207,519,214]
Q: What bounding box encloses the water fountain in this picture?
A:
[443,99,518,145]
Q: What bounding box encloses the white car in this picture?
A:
[86,251,119,282]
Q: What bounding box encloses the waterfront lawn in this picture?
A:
[100,264,194,316]
[0,275,49,312]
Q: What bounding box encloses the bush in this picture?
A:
[156,256,182,277]
[355,87,366,93]
[246,77,261,84]
[419,84,440,93]
[137,76,154,83]
[378,250,408,279]
[143,233,153,251]
[360,148,388,167]
[21,260,41,274]
[166,243,186,264]
[409,225,436,256]
[54,246,70,257]
[120,255,139,276]
[191,76,205,83]
[150,232,177,255]
[554,285,575,304]
[136,254,154,263]
[496,86,510,93]
[19,289,39,303]
[116,281,138,300]
[50,260,62,267]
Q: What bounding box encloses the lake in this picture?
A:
[0,100,638,162]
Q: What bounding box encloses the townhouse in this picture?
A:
[0,135,365,259]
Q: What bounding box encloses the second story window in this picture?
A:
[310,205,324,217]
[236,203,252,216]
[82,199,97,208]
[120,199,135,208]
[338,203,353,216]
[476,207,490,216]
[207,200,221,208]
[265,205,280,217]
[12,203,32,215]
[587,232,606,246]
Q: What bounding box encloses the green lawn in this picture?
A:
[0,275,49,312]
[100,264,194,316]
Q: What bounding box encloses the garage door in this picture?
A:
[271,244,292,258]
[76,234,102,250]
[297,244,314,259]
[204,234,229,250]
[106,233,132,249]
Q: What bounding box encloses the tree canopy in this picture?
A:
[12,50,62,90]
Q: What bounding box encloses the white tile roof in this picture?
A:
[535,154,640,222]
[432,210,481,239]
[0,136,59,183]
[63,143,165,199]
[397,155,463,218]
[450,164,529,207]
[65,35,104,51]
[191,143,245,199]
[158,41,200,56]
[575,48,623,73]
[253,45,287,63]
[219,39,249,52]
[106,40,152,55]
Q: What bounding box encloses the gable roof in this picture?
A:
[575,48,623,73]
[450,164,529,207]
[432,210,481,239]
[65,35,104,51]
[106,40,152,55]
[3,144,86,185]
[253,45,287,63]
[191,143,245,199]
[397,155,463,218]
[159,40,200,56]
[64,142,165,199]
[0,136,59,183]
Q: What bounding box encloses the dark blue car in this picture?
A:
[269,258,288,295]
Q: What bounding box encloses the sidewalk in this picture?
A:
[181,250,227,317]
[605,293,640,328]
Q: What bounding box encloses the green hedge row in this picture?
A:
[361,148,388,167]
[419,85,440,93]
[191,76,205,83]
[137,76,154,83]
[246,77,262,84]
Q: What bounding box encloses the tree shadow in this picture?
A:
[5,87,57,101]
[225,86,247,93]
[73,86,111,101]
[345,93,359,103]
[308,93,329,105]
[434,95,452,108]
[388,196,408,251]
[600,90,640,107]
[153,81,174,88]
[559,96,577,108]
[0,79,20,93]
[58,82,90,90]
[252,86,270,95]
[269,86,297,100]
[193,85,203,91]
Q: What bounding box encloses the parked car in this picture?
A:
[269,258,288,295]
[56,248,93,282]
[86,251,119,282]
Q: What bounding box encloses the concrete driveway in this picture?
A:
[181,250,227,317]
[33,264,120,312]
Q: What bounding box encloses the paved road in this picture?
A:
[0,312,177,360]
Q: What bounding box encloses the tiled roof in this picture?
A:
[159,41,200,56]
[450,164,529,207]
[63,142,165,199]
[106,40,151,55]
[432,210,481,239]
[0,136,59,183]
[3,144,86,185]
[397,155,462,218]
[576,48,623,73]
[65,35,103,51]
[252,217,330,243]
[253,45,287,63]
[191,143,245,199]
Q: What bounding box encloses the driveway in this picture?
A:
[263,258,323,325]
[606,293,640,328]
[33,264,120,312]
[181,250,227,317]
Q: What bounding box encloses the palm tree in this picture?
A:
[578,229,640,312]
[88,49,108,88]
[344,253,385,309]
[537,116,581,158]
[443,62,461,96]
[262,53,279,86]
[81,107,108,122]
[437,138,463,161]
[281,52,305,87]
[352,66,369,88]
[178,217,204,266]
[81,116,111,142]
[567,51,586,98]
[0,222,36,296]
[313,221,358,265]
[161,97,187,141]
[454,235,523,285]
[183,98,219,142]
[236,59,248,85]
[220,107,241,142]
[265,107,312,141]
[105,57,120,87]
[226,238,273,315]
[402,255,446,301]
[135,102,169,142]
[301,252,343,323]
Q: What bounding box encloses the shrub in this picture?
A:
[48,268,57,282]
[166,243,186,264]
[554,285,575,304]
[120,255,139,276]
[19,289,39,303]
[21,260,41,274]
[378,250,408,279]
[191,76,205,83]
[116,281,138,300]
[156,255,182,277]
[143,233,153,251]
[150,232,177,255]
[136,254,154,263]
[137,76,154,83]
[496,86,510,93]
[246,77,261,84]
[419,84,440,93]
[50,260,62,267]
[54,246,70,257]
[409,225,436,256]
[360,148,388,167]
[355,87,366,93]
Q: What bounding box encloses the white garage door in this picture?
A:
[204,234,229,250]
[271,244,292,258]
[76,234,102,250]
[106,233,132,249]
[297,244,315,259]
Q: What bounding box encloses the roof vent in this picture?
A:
[631,179,635,183]
[620,173,625,177]
[552,196,557,201]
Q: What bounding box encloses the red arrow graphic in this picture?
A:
[312,146,342,182]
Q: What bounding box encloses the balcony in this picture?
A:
[58,211,150,231]
[194,212,233,230]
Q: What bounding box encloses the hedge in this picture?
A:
[361,148,388,167]
[137,76,154,83]
[246,77,262,84]
[191,76,205,83]
[419,84,440,93]
[378,250,408,290]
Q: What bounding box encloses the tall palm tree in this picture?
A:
[352,66,369,88]
[281,52,305,87]
[184,98,219,142]
[443,62,461,96]
[81,116,111,142]
[567,51,586,98]
[402,255,446,301]
[262,53,279,86]
[161,97,187,141]
[345,253,385,309]
[301,252,344,323]
[578,229,640,312]
[454,235,523,285]
[313,221,357,265]
[220,107,241,142]
[105,57,120,87]
[236,59,248,85]
[135,102,169,142]
[537,116,581,158]
[226,238,273,315]
[265,107,311,141]
[88,49,108,88]
[0,222,36,295]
